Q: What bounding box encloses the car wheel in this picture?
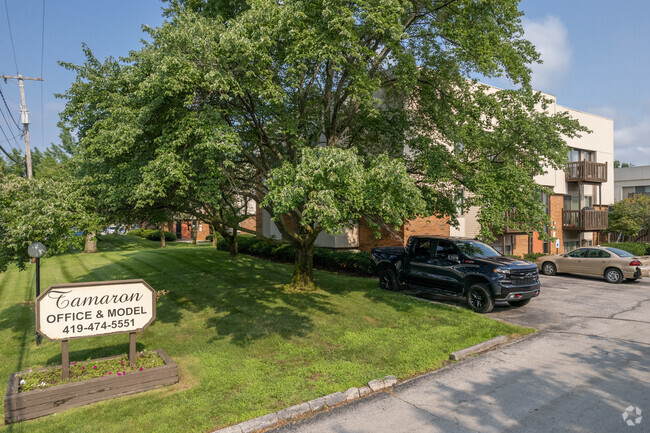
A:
[604,267,623,284]
[507,298,531,308]
[466,283,494,313]
[541,262,557,276]
[378,268,399,292]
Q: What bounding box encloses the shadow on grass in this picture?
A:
[70,244,342,347]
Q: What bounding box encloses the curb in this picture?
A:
[449,335,508,361]
[210,376,397,433]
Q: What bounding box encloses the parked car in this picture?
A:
[371,236,540,313]
[536,246,648,283]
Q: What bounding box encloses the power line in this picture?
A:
[0,87,22,132]
[0,105,23,151]
[3,0,20,74]
[0,123,22,164]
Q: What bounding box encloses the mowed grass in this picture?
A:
[0,236,532,432]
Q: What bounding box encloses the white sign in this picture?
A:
[36,280,156,341]
[556,239,560,249]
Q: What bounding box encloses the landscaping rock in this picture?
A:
[383,375,397,387]
[358,386,371,397]
[343,387,360,401]
[238,413,278,433]
[277,402,310,420]
[325,391,346,407]
[368,378,385,392]
[308,396,327,412]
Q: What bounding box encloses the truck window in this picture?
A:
[412,239,433,258]
[436,240,458,257]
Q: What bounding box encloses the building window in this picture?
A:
[563,241,579,252]
[568,148,595,162]
[635,186,650,194]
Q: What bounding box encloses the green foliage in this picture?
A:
[0,174,100,272]
[602,242,650,257]
[217,235,375,275]
[128,229,177,242]
[523,252,545,262]
[607,195,650,240]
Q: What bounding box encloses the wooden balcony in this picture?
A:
[562,209,608,231]
[565,161,607,183]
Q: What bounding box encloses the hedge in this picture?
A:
[602,242,650,256]
[128,229,177,242]
[217,234,374,275]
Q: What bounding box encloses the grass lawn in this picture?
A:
[0,236,533,432]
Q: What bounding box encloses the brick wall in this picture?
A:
[240,216,257,233]
[550,194,565,255]
[358,218,404,251]
[404,216,450,240]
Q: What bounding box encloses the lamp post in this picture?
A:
[28,242,46,346]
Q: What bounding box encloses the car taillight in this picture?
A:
[629,260,642,266]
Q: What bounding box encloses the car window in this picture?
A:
[567,249,587,258]
[412,240,432,257]
[436,241,458,257]
[455,240,501,258]
[605,247,635,258]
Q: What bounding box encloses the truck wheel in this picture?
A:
[467,283,494,313]
[541,262,557,276]
[604,267,623,284]
[507,298,531,308]
[378,268,399,292]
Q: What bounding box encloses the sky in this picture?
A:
[1,0,649,165]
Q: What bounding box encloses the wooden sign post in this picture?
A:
[35,280,156,378]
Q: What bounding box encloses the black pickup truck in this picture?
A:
[371,236,540,313]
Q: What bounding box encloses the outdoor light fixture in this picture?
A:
[28,242,46,346]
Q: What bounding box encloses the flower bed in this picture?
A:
[4,349,178,424]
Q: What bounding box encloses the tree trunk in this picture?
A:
[229,235,239,256]
[157,225,167,248]
[191,221,197,245]
[84,231,98,253]
[212,231,217,248]
[290,240,315,291]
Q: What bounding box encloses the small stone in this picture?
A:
[343,387,360,401]
[358,386,371,397]
[368,379,385,392]
[308,396,327,412]
[383,375,397,387]
[324,391,346,407]
[277,403,310,420]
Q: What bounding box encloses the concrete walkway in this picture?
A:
[269,275,650,432]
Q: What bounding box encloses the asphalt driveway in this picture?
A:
[269,275,650,433]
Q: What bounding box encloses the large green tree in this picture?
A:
[61,0,586,289]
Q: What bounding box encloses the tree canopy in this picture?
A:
[60,0,586,289]
[607,194,650,241]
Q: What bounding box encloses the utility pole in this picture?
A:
[1,74,44,179]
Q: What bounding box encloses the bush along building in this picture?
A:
[255,90,614,256]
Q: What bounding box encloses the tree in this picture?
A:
[61,0,586,290]
[613,160,633,169]
[608,195,650,241]
[0,174,97,272]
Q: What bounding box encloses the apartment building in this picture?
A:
[614,165,650,201]
[256,91,614,254]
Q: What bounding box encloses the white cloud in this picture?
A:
[522,15,572,91]
[614,118,650,165]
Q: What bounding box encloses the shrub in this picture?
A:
[523,252,545,262]
[602,242,650,256]
[217,234,374,275]
[127,229,144,237]
[145,230,177,242]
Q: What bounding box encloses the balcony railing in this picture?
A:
[565,161,607,183]
[562,209,608,231]
[503,211,527,233]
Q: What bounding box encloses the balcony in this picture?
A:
[565,161,607,183]
[503,211,526,233]
[562,209,608,231]
[628,192,650,198]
